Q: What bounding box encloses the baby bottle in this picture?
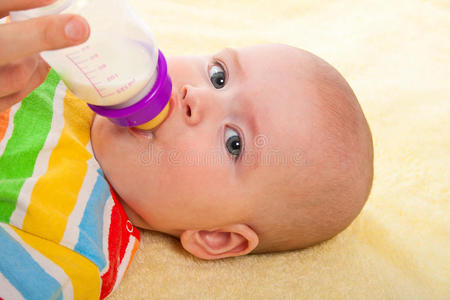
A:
[10,0,172,130]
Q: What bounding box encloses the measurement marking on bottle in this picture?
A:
[75,59,89,65]
[66,53,107,98]
[66,51,80,57]
[97,88,114,97]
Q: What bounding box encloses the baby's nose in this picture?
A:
[181,85,201,126]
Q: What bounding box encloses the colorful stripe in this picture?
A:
[12,225,101,299]
[22,91,92,244]
[0,104,20,158]
[0,108,11,142]
[0,71,140,299]
[113,235,139,292]
[99,188,140,299]
[61,142,103,250]
[74,168,110,271]
[0,271,25,300]
[0,70,59,223]
[1,224,74,299]
[9,80,67,229]
[0,226,63,300]
[100,193,115,276]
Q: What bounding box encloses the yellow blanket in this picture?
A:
[110,0,450,298]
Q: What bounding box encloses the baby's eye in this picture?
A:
[209,63,226,89]
[224,127,242,158]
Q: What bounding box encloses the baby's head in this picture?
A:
[91,44,373,260]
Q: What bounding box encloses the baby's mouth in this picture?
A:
[128,127,154,139]
[127,92,176,139]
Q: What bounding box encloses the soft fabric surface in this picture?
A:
[110,0,450,298]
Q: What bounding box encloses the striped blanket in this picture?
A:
[0,70,140,299]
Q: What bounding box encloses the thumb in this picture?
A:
[0,14,90,65]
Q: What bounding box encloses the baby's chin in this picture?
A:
[91,115,139,166]
[92,114,146,142]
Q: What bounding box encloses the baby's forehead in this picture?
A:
[237,51,319,133]
[237,47,318,101]
[233,51,331,183]
[237,93,317,175]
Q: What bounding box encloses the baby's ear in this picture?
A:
[180,224,259,260]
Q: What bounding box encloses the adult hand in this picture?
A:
[0,0,90,112]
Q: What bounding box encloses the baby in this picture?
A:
[91,43,374,258]
[0,1,373,298]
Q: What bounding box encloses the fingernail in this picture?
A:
[64,18,87,41]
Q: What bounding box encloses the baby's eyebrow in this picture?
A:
[242,112,261,171]
[219,48,262,170]
[242,95,260,157]
[220,47,244,76]
[234,86,261,171]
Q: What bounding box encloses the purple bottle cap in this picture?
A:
[88,50,172,127]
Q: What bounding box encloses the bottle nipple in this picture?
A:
[88,50,172,130]
[134,101,170,130]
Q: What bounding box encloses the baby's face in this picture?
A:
[91,44,318,237]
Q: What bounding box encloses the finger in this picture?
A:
[0,14,89,65]
[0,55,39,98]
[0,0,57,18]
[0,56,50,112]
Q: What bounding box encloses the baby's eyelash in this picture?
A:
[210,57,229,79]
[215,59,226,70]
